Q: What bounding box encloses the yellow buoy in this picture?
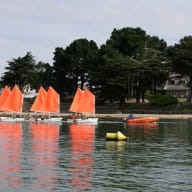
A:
[106,133,117,140]
[106,131,128,141]
[116,131,127,140]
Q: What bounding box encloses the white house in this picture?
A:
[163,73,189,98]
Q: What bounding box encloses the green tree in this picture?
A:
[168,36,192,101]
[53,39,99,95]
[130,35,169,103]
[34,61,55,90]
[1,52,36,90]
[91,45,131,104]
[53,47,76,96]
[65,39,98,89]
[92,27,147,103]
[107,27,146,57]
[93,27,169,103]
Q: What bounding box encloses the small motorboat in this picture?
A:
[126,117,159,123]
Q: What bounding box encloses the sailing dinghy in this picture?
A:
[31,86,62,122]
[68,88,98,124]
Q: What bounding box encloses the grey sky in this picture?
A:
[0,0,191,74]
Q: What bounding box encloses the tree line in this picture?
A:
[1,27,192,103]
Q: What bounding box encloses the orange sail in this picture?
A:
[30,86,47,112]
[1,85,23,112]
[0,86,11,110]
[69,88,84,112]
[85,88,95,113]
[39,86,60,113]
[69,88,95,114]
[77,88,95,113]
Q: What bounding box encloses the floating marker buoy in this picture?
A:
[106,131,128,141]
[116,131,127,140]
[106,133,117,140]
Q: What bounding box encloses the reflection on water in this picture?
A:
[69,124,95,191]
[0,123,22,188]
[106,141,127,151]
[0,120,192,191]
[128,122,158,128]
[30,122,59,190]
[127,122,159,143]
[128,122,158,134]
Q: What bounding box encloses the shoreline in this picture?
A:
[95,114,192,119]
[1,112,192,119]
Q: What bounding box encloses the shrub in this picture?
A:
[147,94,178,106]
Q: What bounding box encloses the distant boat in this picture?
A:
[68,88,98,124]
[23,84,37,98]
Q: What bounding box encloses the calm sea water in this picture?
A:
[0,119,192,192]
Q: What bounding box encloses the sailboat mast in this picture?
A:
[58,94,60,116]
[94,94,95,117]
[20,91,24,117]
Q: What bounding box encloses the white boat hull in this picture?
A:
[75,118,98,123]
[36,117,63,122]
[66,118,98,124]
[0,117,25,122]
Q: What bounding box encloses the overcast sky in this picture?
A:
[0,0,191,74]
